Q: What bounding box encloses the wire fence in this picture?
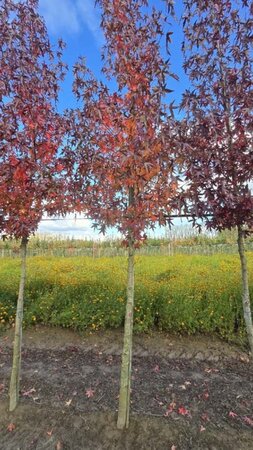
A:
[1,242,253,258]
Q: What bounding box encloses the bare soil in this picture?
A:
[0,326,253,449]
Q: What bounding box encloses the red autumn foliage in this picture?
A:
[178,0,253,231]
[71,0,178,242]
[0,0,67,240]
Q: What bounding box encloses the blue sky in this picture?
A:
[37,0,189,238]
[39,0,188,112]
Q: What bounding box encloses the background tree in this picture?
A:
[179,0,253,353]
[72,0,177,429]
[0,0,67,410]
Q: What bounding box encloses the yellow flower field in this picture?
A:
[0,253,252,345]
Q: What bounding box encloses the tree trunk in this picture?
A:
[237,226,253,356]
[9,236,28,411]
[117,237,135,429]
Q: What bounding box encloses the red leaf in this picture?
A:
[178,406,190,416]
[228,411,238,418]
[7,423,16,432]
[164,401,176,416]
[22,387,36,397]
[243,416,253,427]
[153,365,160,373]
[164,408,172,417]
[202,391,209,400]
[201,412,210,422]
[85,388,95,398]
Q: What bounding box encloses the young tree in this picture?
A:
[0,0,66,410]
[72,0,176,428]
[180,0,253,353]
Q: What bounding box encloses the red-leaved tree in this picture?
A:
[179,0,253,354]
[71,0,177,428]
[0,0,67,410]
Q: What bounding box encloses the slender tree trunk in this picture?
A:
[237,226,253,356]
[117,237,135,429]
[9,236,28,411]
[117,187,135,429]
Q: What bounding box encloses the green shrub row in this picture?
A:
[0,254,252,345]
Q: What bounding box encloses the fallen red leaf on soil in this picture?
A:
[178,406,190,416]
[46,429,53,437]
[228,411,238,418]
[201,413,210,422]
[0,383,4,391]
[243,416,253,427]
[200,425,206,432]
[202,391,209,400]
[153,365,160,373]
[164,401,176,416]
[22,387,36,397]
[55,441,63,450]
[171,445,177,450]
[7,423,16,432]
[85,388,95,398]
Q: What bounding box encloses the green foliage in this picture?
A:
[0,254,252,344]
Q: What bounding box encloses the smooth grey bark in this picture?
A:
[237,226,253,356]
[117,187,135,429]
[117,237,135,429]
[9,236,28,411]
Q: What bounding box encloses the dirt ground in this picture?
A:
[0,326,253,449]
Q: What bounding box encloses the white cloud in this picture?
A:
[38,214,102,239]
[76,0,103,44]
[39,0,80,34]
[39,0,103,44]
